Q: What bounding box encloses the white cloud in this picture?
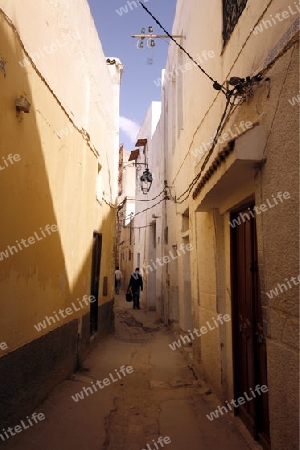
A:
[119,116,140,144]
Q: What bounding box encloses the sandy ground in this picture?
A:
[1,295,260,450]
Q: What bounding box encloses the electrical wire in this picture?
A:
[134,188,166,202]
[137,0,226,95]
[130,2,299,209]
[174,98,233,204]
[102,198,117,209]
[121,98,231,211]
[172,33,299,204]
[123,196,168,221]
[117,189,166,211]
[167,1,275,188]
[123,223,155,229]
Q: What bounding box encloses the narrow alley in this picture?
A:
[1,296,253,450]
[0,1,298,449]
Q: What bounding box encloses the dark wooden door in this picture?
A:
[90,232,102,335]
[231,205,270,449]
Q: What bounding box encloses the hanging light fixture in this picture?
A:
[140,168,153,194]
[147,39,155,48]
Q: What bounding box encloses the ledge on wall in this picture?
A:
[195,124,267,212]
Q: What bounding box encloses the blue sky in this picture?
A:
[87,0,177,151]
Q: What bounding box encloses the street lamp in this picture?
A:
[132,26,184,44]
[126,143,153,194]
[140,168,153,194]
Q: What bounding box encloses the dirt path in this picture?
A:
[1,297,254,450]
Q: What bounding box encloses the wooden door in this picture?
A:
[90,232,102,335]
[231,205,270,449]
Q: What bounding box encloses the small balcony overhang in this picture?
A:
[128,149,140,161]
[194,124,267,212]
[135,138,147,147]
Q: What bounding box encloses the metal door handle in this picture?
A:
[255,332,265,344]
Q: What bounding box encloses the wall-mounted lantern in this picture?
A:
[126,141,153,194]
[140,168,153,194]
[15,96,31,114]
[132,27,184,50]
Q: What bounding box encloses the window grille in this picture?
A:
[223,0,248,45]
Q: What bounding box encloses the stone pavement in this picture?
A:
[1,295,258,450]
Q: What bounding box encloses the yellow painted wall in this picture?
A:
[0,2,120,355]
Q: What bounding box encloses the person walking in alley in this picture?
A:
[128,267,143,309]
[114,266,122,295]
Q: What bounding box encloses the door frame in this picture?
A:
[90,231,102,335]
[230,201,270,448]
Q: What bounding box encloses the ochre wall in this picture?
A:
[0,4,118,355]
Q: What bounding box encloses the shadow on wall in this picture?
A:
[0,12,114,427]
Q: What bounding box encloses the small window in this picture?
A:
[103,276,108,296]
[164,227,168,245]
[182,208,190,232]
[152,223,156,249]
[223,0,248,45]
[96,163,103,203]
[137,253,140,268]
